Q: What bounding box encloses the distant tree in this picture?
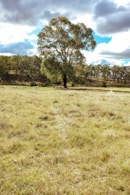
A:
[28,55,42,82]
[101,64,110,81]
[37,16,96,87]
[95,64,102,79]
[111,65,120,82]
[0,56,10,81]
[74,63,87,84]
[85,64,95,79]
[9,55,21,75]
[125,66,130,84]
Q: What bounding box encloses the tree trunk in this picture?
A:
[63,73,67,88]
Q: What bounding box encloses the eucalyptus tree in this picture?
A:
[37,16,96,87]
[101,64,111,81]
[111,65,120,82]
[17,56,42,82]
[28,55,42,81]
[0,56,11,81]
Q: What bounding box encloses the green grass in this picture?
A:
[0,85,130,194]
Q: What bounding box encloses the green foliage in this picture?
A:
[0,56,11,80]
[0,55,44,83]
[0,53,130,86]
[37,16,96,87]
[41,57,62,84]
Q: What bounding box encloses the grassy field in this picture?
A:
[0,86,130,195]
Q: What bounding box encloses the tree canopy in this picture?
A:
[37,16,96,87]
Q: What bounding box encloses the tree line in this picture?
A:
[0,55,46,85]
[0,54,130,87]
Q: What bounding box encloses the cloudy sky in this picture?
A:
[0,0,130,66]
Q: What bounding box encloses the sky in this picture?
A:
[0,0,130,66]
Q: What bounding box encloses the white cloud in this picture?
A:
[83,30,130,65]
[113,0,130,6]
[97,31,130,54]
[0,52,14,56]
[0,22,35,44]
[83,49,125,66]
[107,34,130,53]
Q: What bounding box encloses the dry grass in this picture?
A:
[0,85,130,194]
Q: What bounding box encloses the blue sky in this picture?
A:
[0,0,130,66]
[93,33,112,44]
